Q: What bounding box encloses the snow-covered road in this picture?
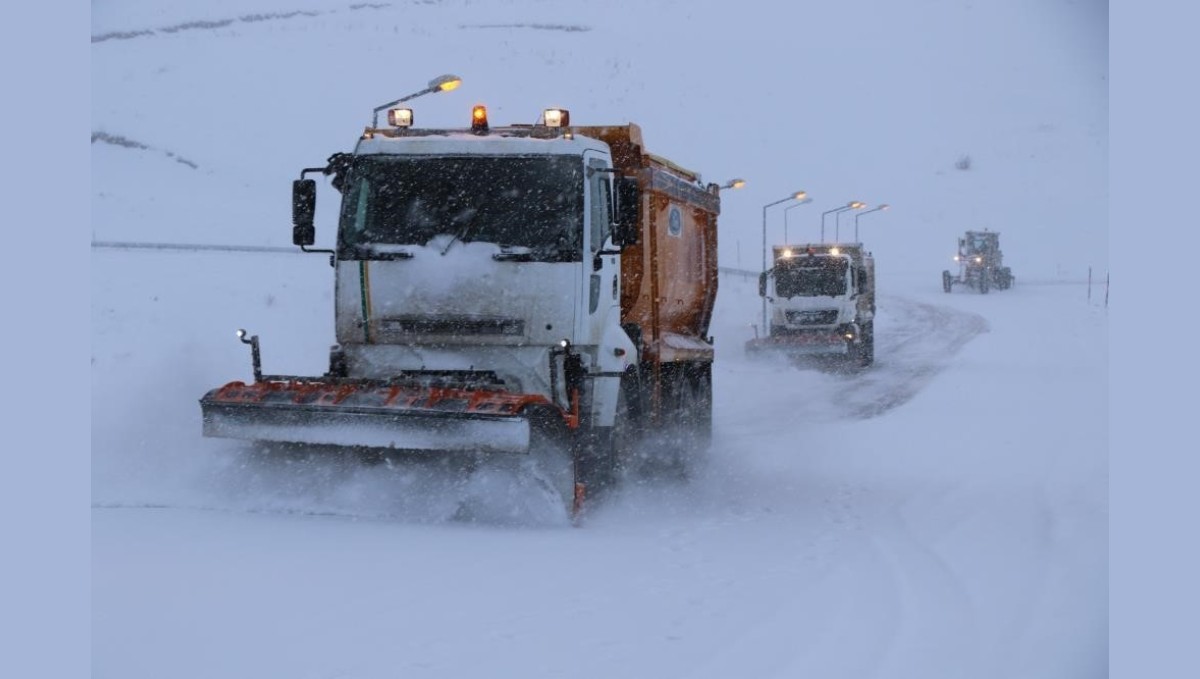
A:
[92,251,1106,679]
[91,0,1106,674]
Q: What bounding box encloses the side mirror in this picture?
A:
[759,270,769,298]
[613,176,640,246]
[292,179,317,246]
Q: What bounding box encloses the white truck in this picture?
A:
[199,102,724,514]
[746,243,876,367]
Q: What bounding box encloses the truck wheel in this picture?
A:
[845,322,873,369]
[690,363,713,451]
[574,426,617,497]
[657,363,711,476]
[574,380,635,497]
[860,321,875,367]
[942,270,953,293]
[979,270,990,294]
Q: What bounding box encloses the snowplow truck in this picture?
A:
[199,104,721,513]
[746,243,876,367]
[942,229,1013,293]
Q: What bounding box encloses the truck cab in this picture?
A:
[750,243,876,366]
[314,110,636,434]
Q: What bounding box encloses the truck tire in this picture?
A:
[689,363,714,451]
[979,270,990,294]
[574,378,636,496]
[654,363,712,476]
[846,322,874,369]
[860,321,875,367]
[942,270,953,293]
[575,426,618,496]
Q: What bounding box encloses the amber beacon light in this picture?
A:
[471,105,489,134]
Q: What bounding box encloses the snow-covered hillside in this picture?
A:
[91,0,1106,278]
[92,1,1107,677]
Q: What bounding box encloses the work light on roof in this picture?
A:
[544,108,570,128]
[387,107,413,128]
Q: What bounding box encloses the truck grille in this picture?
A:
[785,310,838,326]
[380,317,525,336]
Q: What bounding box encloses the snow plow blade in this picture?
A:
[745,334,849,357]
[199,377,555,454]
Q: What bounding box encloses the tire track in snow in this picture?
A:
[831,295,988,420]
[860,493,981,676]
[671,482,904,679]
[836,482,1060,678]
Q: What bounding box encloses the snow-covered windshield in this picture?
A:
[337,155,584,261]
[775,257,848,297]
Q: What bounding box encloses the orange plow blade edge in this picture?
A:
[199,378,553,454]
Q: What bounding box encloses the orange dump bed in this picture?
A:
[572,124,721,366]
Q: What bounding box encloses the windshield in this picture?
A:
[775,257,848,297]
[337,155,584,261]
[966,233,996,254]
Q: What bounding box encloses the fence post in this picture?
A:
[1105,271,1109,308]
[1087,266,1092,302]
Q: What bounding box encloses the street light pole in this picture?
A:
[371,74,463,127]
[762,190,807,332]
[820,206,851,243]
[835,201,866,242]
[783,197,814,243]
[820,201,864,243]
[854,204,890,242]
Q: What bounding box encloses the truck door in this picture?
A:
[583,153,618,345]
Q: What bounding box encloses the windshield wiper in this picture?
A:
[440,203,491,255]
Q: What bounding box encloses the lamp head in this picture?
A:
[430,74,462,92]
